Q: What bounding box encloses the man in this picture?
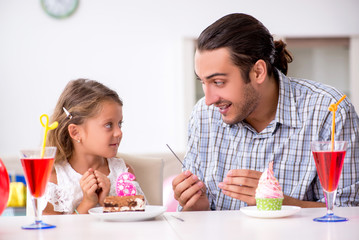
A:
[172,13,359,211]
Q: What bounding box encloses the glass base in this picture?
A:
[313,213,348,222]
[22,220,56,230]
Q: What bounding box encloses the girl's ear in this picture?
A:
[68,124,80,142]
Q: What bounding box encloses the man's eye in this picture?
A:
[214,81,224,86]
[196,77,204,84]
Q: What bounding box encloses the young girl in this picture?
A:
[42,79,144,214]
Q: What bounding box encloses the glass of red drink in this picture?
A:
[20,147,56,229]
[311,141,348,222]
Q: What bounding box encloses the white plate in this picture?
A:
[88,205,167,222]
[241,206,301,219]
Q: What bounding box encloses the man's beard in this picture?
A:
[221,83,260,125]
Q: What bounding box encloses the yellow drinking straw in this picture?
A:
[40,114,58,158]
[328,95,347,151]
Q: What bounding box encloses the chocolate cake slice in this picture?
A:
[103,195,145,212]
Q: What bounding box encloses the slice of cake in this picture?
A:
[103,195,145,212]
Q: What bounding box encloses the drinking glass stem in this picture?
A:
[324,190,337,215]
[32,197,43,224]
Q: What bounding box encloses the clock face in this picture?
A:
[41,0,79,19]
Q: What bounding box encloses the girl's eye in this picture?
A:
[105,123,113,129]
[118,121,123,128]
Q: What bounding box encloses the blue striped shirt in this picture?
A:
[183,71,359,210]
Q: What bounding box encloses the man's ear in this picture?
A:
[68,124,80,142]
[252,59,267,84]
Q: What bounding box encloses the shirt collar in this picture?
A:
[275,70,301,128]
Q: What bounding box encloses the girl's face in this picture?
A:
[78,100,123,159]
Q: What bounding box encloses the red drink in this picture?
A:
[312,151,346,192]
[21,158,54,198]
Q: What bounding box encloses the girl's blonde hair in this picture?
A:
[47,79,123,163]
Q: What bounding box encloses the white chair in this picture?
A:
[117,153,164,206]
[137,152,183,211]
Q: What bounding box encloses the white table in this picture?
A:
[0,213,178,240]
[1,207,358,240]
[166,207,359,240]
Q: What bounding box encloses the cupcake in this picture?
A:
[255,161,284,211]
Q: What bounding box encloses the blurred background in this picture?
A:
[1,0,358,157]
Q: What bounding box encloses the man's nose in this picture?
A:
[203,85,218,106]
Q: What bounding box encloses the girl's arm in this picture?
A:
[126,163,135,175]
[42,202,64,215]
[42,169,64,215]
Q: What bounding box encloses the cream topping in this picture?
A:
[255,161,284,199]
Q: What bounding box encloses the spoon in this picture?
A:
[166,144,186,168]
[166,144,205,193]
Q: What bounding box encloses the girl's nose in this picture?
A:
[114,126,122,138]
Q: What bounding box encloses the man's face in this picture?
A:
[194,47,259,125]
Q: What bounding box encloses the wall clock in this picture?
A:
[41,0,79,19]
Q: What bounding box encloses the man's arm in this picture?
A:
[218,169,326,208]
[283,195,325,208]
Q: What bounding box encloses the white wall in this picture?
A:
[1,0,359,158]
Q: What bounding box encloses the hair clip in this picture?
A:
[63,107,73,119]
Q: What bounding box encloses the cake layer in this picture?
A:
[103,195,145,212]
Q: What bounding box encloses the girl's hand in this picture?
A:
[79,168,99,209]
[94,170,110,206]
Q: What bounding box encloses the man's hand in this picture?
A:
[172,171,210,211]
[218,169,326,208]
[218,169,262,205]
